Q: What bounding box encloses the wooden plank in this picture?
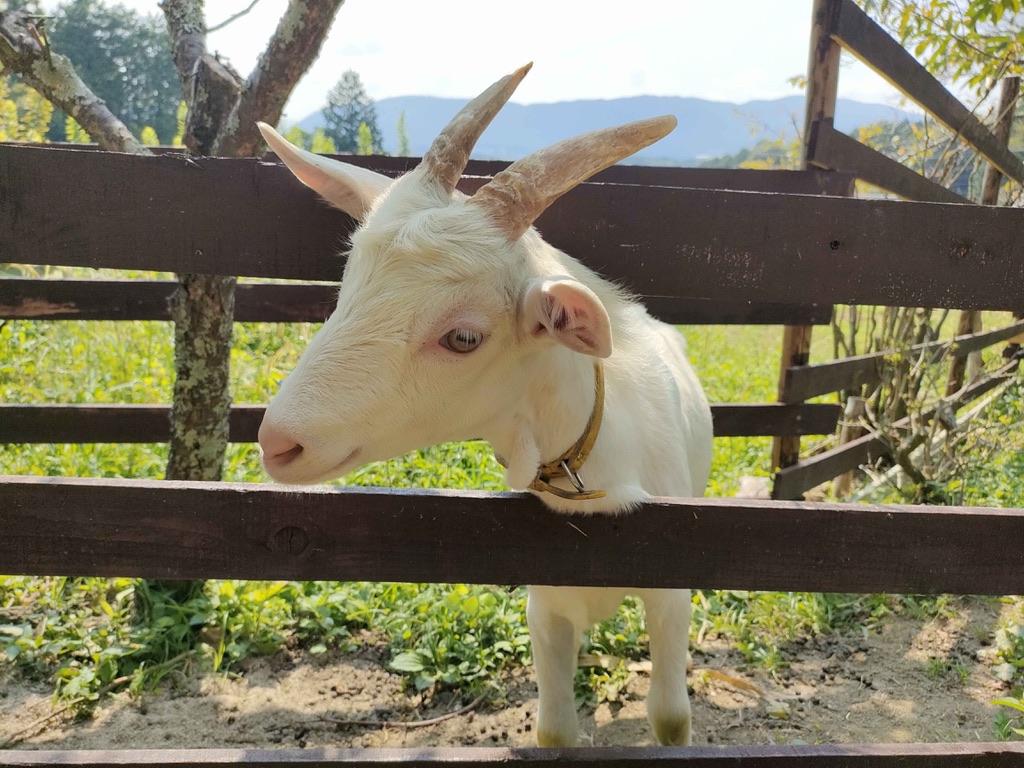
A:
[832,0,1024,186]
[808,123,970,204]
[17,141,858,196]
[773,430,888,500]
[0,279,833,326]
[3,474,1024,594]
[774,0,843,474]
[3,743,1024,767]
[773,360,1019,499]
[333,155,860,196]
[782,352,882,404]
[0,404,264,444]
[783,319,1024,402]
[0,403,837,444]
[2,146,1024,310]
[711,403,840,437]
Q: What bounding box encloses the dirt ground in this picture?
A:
[1,598,1016,750]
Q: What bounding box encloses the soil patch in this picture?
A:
[1,599,1015,749]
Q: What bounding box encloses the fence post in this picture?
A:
[772,0,842,474]
[948,75,1020,394]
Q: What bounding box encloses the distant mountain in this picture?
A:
[295,95,918,166]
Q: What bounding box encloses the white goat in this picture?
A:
[257,63,713,747]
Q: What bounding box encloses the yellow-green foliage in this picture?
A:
[310,128,336,154]
[64,116,90,143]
[140,126,160,146]
[172,100,186,147]
[0,77,53,142]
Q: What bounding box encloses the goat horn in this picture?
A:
[469,115,678,241]
[420,63,532,194]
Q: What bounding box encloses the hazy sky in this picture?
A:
[55,1,911,124]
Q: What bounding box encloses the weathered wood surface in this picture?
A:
[2,146,1024,310]
[0,279,833,327]
[332,155,860,197]
[0,403,840,444]
[781,319,1024,403]
[3,475,1024,594]
[807,123,969,204]
[15,142,858,196]
[771,0,848,477]
[3,743,1024,767]
[772,359,1019,499]
[831,0,1024,186]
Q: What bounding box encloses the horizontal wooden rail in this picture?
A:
[772,357,1020,499]
[831,0,1024,186]
[807,123,969,204]
[2,146,1023,310]
[782,319,1024,403]
[3,475,1024,593]
[0,403,841,444]
[14,142,858,196]
[0,278,833,327]
[2,743,1024,767]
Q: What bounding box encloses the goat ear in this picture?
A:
[522,278,612,358]
[257,122,392,221]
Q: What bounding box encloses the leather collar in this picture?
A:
[527,362,606,501]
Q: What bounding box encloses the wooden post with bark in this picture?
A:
[160,0,345,482]
[946,75,1020,396]
[1,3,344,485]
[772,0,842,475]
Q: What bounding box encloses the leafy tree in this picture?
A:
[860,1,1024,95]
[310,127,336,154]
[356,121,374,155]
[140,125,160,146]
[64,115,89,142]
[45,0,181,142]
[322,70,382,153]
[172,100,186,147]
[285,125,310,149]
[396,109,411,155]
[0,75,52,141]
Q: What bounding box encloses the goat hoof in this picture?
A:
[650,716,691,746]
[536,728,577,748]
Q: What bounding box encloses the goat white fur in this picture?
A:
[257,64,713,747]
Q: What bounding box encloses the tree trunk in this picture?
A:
[165,273,236,480]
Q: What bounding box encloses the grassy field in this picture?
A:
[1,288,1022,734]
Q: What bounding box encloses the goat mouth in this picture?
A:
[324,447,362,479]
[262,447,362,485]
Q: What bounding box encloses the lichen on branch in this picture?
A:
[0,10,148,154]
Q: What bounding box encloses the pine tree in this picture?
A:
[322,70,382,153]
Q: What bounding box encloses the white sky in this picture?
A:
[55,1,913,123]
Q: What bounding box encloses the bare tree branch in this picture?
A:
[207,0,263,34]
[0,10,148,154]
[160,0,205,86]
[213,0,345,156]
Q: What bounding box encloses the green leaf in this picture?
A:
[993,697,1024,713]
[390,651,427,673]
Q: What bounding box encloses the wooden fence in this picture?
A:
[2,0,1024,765]
[768,0,1024,498]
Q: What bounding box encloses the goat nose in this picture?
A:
[258,422,304,467]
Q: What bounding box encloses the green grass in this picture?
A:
[2,293,1023,715]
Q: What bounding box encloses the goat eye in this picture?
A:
[441,328,482,353]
